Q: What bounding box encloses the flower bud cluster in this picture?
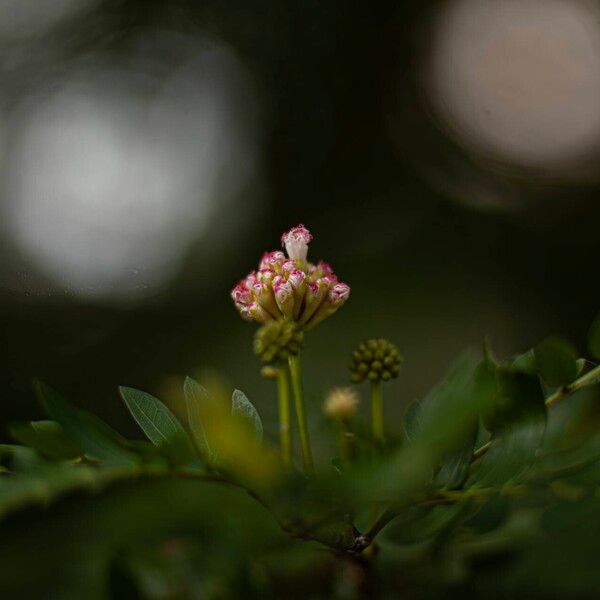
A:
[349,339,403,383]
[231,225,350,331]
[254,320,304,365]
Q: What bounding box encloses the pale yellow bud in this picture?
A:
[324,387,359,420]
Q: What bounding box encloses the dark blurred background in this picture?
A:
[1,0,600,449]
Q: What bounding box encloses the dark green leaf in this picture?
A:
[435,424,478,490]
[119,387,192,452]
[471,370,546,486]
[589,311,600,359]
[534,336,578,387]
[231,389,263,442]
[464,493,509,534]
[509,349,537,375]
[417,355,497,453]
[8,421,82,461]
[36,381,138,467]
[402,401,423,446]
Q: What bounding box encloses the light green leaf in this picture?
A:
[36,381,138,467]
[183,376,213,459]
[231,389,263,442]
[534,336,578,387]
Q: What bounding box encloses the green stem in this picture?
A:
[336,420,353,466]
[288,353,315,476]
[370,379,384,445]
[473,363,600,462]
[277,365,293,467]
[545,363,600,406]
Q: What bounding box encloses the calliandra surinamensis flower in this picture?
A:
[231,224,350,331]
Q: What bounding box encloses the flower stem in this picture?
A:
[288,353,315,476]
[370,380,384,445]
[336,421,354,466]
[277,365,293,467]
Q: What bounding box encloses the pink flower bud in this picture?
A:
[252,281,280,318]
[309,261,336,281]
[287,268,306,289]
[259,250,285,270]
[281,259,298,273]
[281,224,312,262]
[329,282,350,304]
[244,271,258,287]
[287,268,307,319]
[273,279,294,318]
[231,280,251,306]
[247,302,272,324]
[257,269,275,284]
[299,277,331,325]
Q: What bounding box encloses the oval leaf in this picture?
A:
[183,377,214,459]
[119,387,189,448]
[534,336,578,387]
[36,381,137,467]
[231,389,263,443]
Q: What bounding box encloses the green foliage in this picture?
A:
[36,381,138,467]
[534,336,578,387]
[4,316,600,597]
[183,376,214,461]
[589,310,600,359]
[231,389,263,442]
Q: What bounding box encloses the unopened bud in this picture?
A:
[349,338,403,383]
[254,320,304,364]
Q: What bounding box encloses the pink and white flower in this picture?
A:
[281,224,312,262]
[231,224,350,329]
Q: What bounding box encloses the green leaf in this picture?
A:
[464,493,509,534]
[35,381,138,467]
[435,425,478,490]
[8,421,82,461]
[534,336,578,387]
[402,401,423,446]
[470,370,546,487]
[119,387,188,446]
[231,389,263,442]
[589,311,600,359]
[183,376,214,459]
[509,349,537,375]
[417,354,497,452]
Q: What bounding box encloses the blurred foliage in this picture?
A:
[3,310,600,597]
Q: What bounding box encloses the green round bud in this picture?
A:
[254,320,304,365]
[349,338,404,383]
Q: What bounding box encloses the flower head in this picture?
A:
[231,224,350,330]
[324,387,359,420]
[349,338,403,383]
